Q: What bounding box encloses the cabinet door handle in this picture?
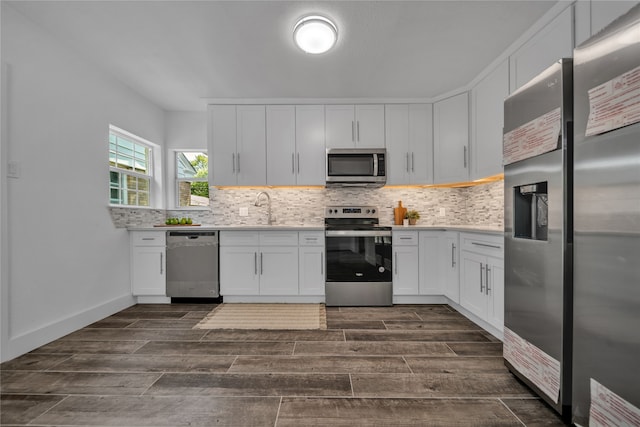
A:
[352,121,355,142]
[297,153,300,174]
[292,153,295,174]
[486,264,491,295]
[451,243,456,268]
[232,153,236,173]
[479,263,484,293]
[236,153,240,173]
[463,146,468,168]
[411,152,415,172]
[320,252,324,275]
[406,153,410,172]
[254,252,257,275]
[160,253,163,275]
[394,252,398,275]
[357,121,360,141]
[260,252,264,275]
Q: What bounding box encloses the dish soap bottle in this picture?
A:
[394,201,407,225]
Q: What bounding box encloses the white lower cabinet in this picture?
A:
[392,231,420,295]
[219,246,260,295]
[131,231,166,296]
[459,232,504,332]
[220,231,299,296]
[393,230,454,297]
[298,232,325,295]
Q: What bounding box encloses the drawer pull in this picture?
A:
[141,237,155,241]
[471,242,501,249]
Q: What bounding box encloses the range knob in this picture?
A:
[328,209,333,214]
[366,209,371,214]
[371,209,376,214]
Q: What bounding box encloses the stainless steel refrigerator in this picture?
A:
[503,58,573,419]
[572,5,640,426]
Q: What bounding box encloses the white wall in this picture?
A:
[0,4,166,361]
[164,112,207,209]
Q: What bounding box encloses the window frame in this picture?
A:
[173,150,210,209]
[109,125,157,208]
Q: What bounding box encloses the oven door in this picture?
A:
[325,229,393,306]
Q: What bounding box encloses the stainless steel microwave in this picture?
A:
[326,148,387,188]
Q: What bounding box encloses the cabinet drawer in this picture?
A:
[299,231,325,246]
[460,232,504,256]
[220,231,260,246]
[393,231,419,246]
[260,231,299,246]
[131,231,166,246]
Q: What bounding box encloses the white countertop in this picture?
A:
[128,224,502,235]
[127,224,325,232]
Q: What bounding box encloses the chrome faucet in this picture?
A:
[254,191,274,225]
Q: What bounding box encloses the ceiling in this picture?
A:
[7,1,558,111]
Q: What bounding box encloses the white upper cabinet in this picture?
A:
[295,105,326,185]
[266,105,296,186]
[471,60,509,180]
[236,106,267,185]
[209,105,237,186]
[209,105,266,186]
[386,104,433,185]
[433,92,469,184]
[509,5,574,92]
[325,104,385,148]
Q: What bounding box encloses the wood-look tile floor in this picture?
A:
[1,304,568,426]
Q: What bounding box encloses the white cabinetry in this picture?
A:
[392,231,420,295]
[509,6,573,92]
[266,105,325,185]
[385,104,433,185]
[298,231,325,295]
[220,231,298,296]
[130,231,166,296]
[325,104,385,148]
[471,60,509,180]
[434,93,469,184]
[459,233,504,332]
[266,105,296,186]
[209,105,266,186]
[418,232,440,295]
[295,105,326,185]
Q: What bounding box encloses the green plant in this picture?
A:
[406,210,420,220]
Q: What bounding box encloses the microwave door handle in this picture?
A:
[373,154,378,177]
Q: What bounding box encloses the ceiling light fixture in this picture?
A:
[293,15,338,54]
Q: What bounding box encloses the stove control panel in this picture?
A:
[325,206,379,218]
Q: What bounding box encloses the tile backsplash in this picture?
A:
[110,181,504,228]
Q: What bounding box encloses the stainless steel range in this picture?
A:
[324,206,393,306]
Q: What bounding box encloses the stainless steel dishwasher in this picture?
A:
[166,231,219,298]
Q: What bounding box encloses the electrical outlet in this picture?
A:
[239,207,249,217]
[439,208,446,217]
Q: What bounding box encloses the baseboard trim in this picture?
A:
[447,299,503,341]
[2,294,135,362]
[393,295,447,305]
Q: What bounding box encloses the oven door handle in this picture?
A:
[325,230,392,237]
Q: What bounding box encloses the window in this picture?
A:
[109,127,153,207]
[176,151,209,207]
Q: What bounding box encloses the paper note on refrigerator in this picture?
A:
[586,64,640,136]
[503,107,562,165]
[503,327,561,404]
[589,378,640,427]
